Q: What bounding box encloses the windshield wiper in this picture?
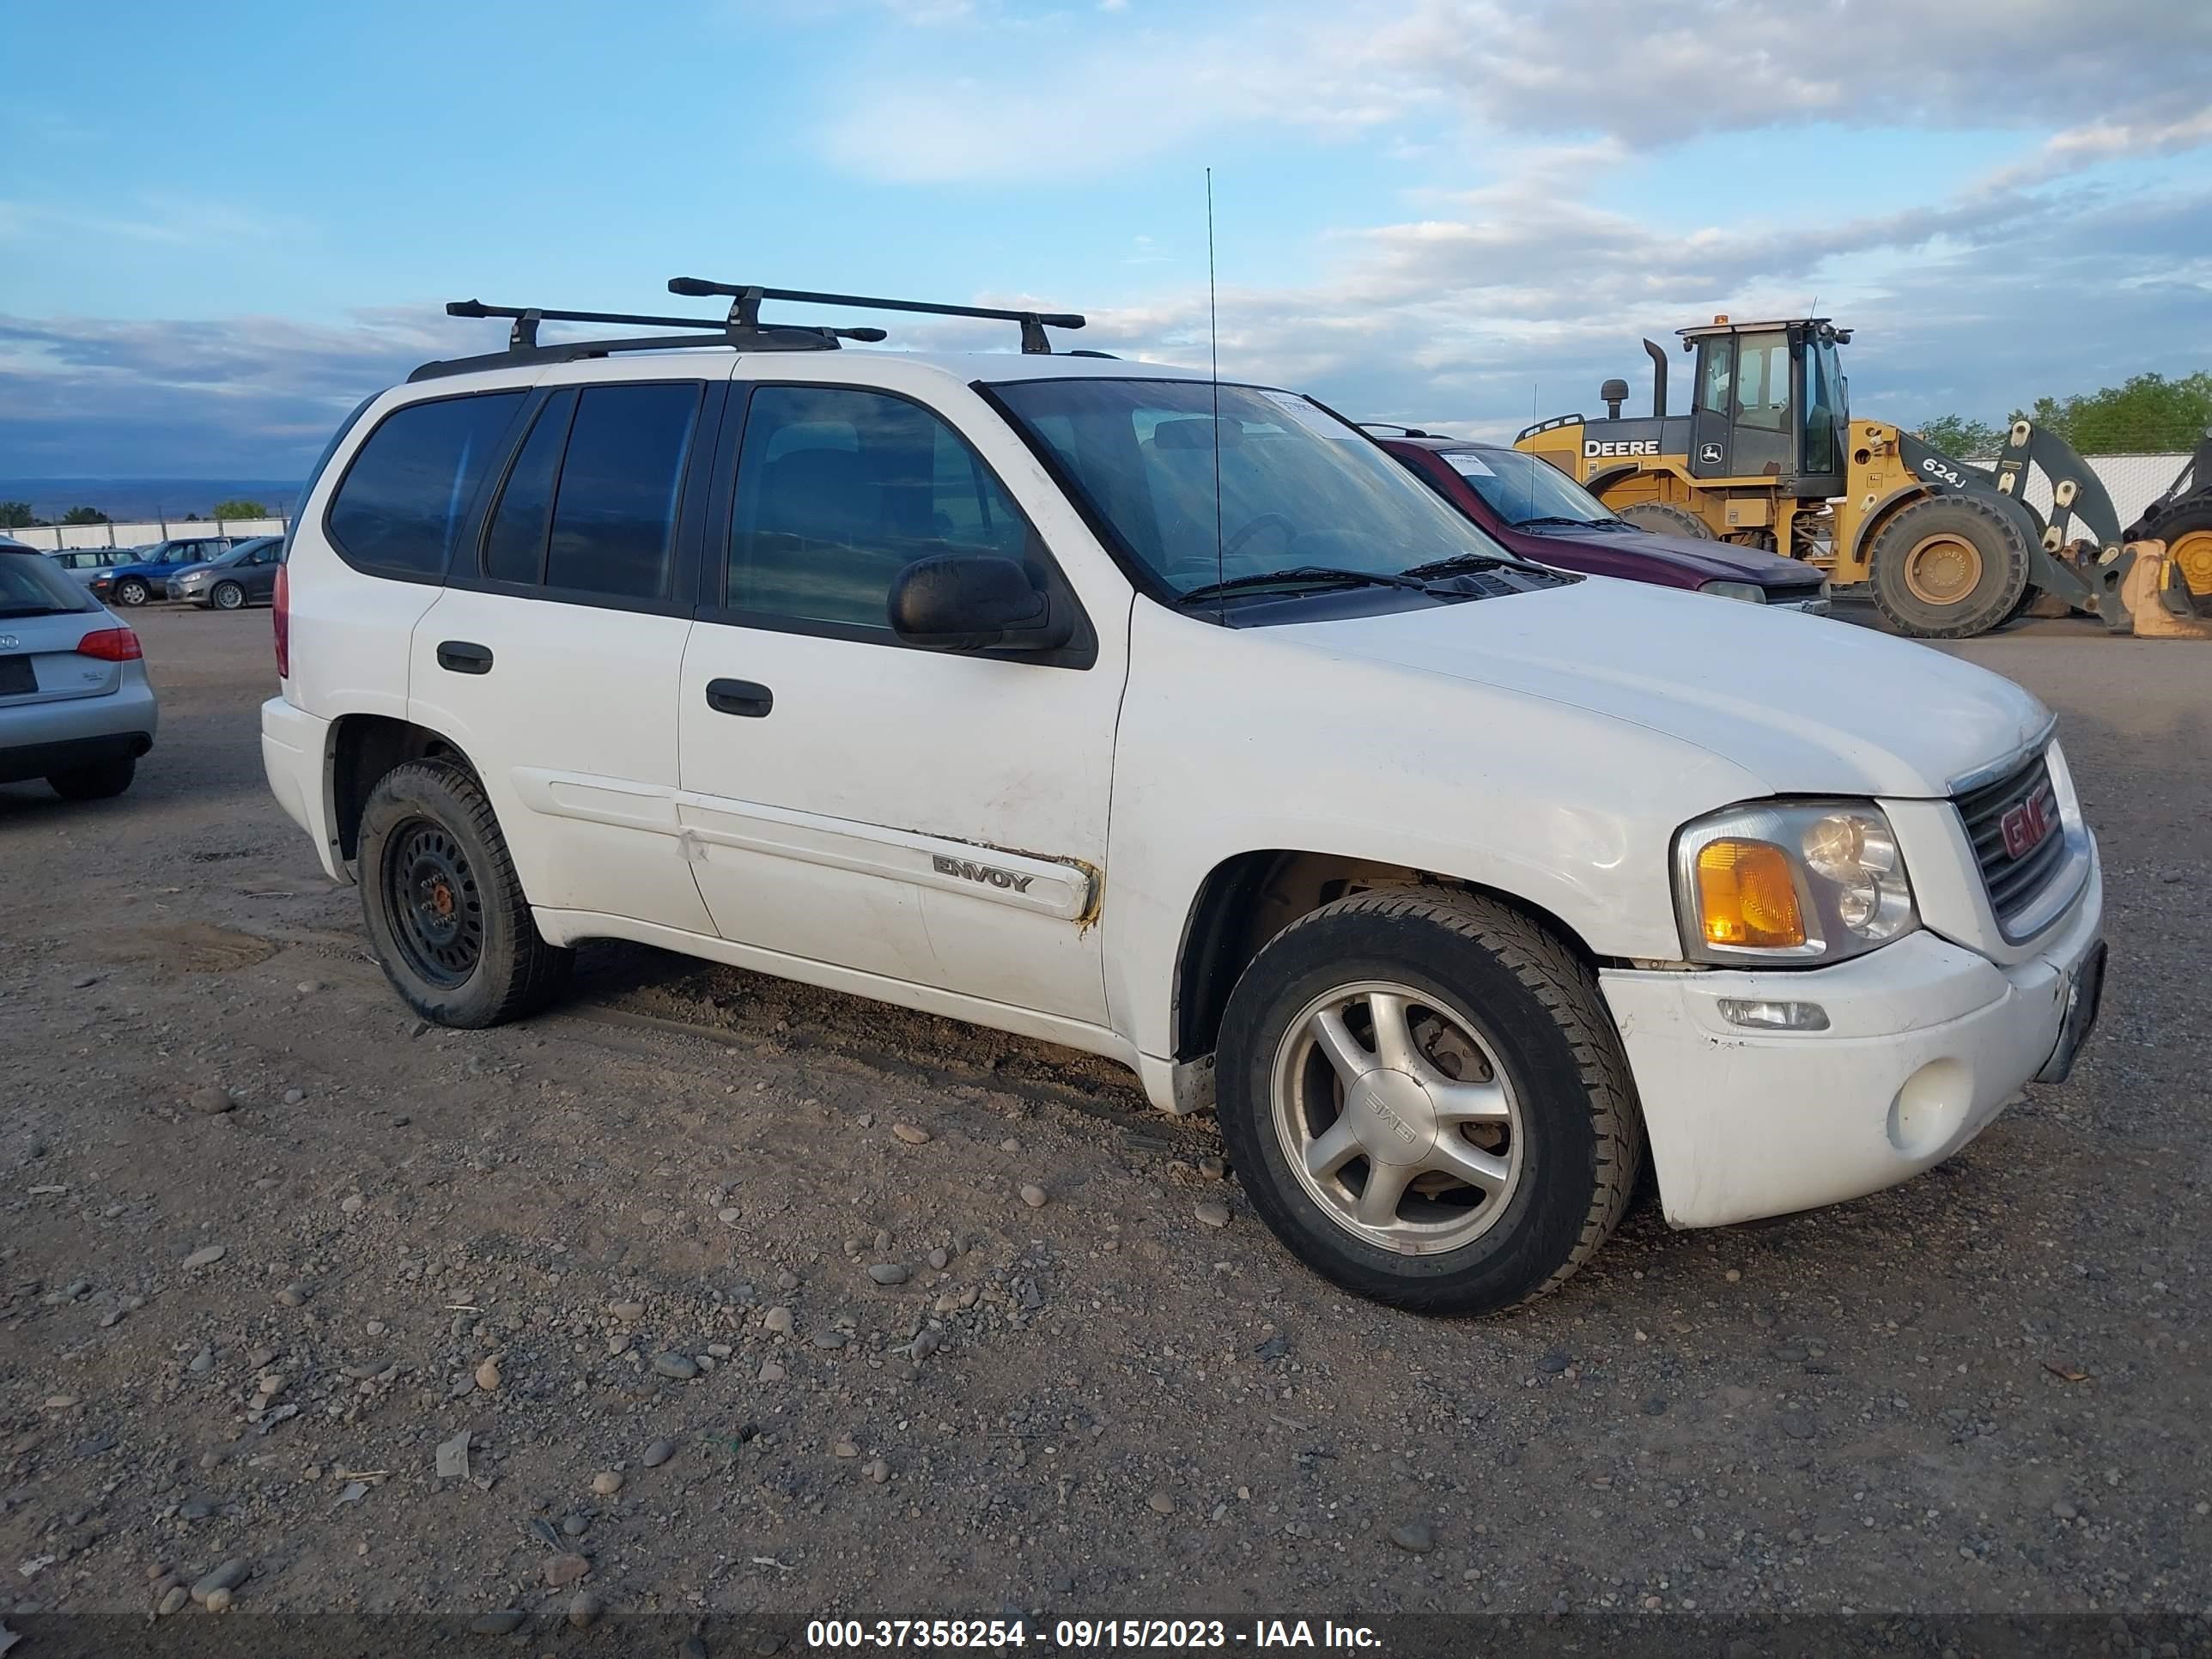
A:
[1399,550,1523,580]
[1510,516,1604,530]
[1177,565,1436,605]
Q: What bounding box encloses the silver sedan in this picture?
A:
[0,545,159,799]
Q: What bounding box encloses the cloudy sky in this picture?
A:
[3,0,2209,478]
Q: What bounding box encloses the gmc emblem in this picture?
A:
[2000,793,2054,860]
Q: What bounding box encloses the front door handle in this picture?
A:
[705,678,773,718]
[437,641,494,675]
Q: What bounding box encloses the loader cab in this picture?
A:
[1680,316,1850,496]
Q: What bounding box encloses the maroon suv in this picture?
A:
[1370,429,1830,611]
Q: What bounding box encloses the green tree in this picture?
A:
[1911,415,2003,458]
[2017,372,2212,454]
[210,498,270,520]
[0,501,40,528]
[60,506,111,526]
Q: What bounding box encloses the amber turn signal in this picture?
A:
[1694,839,1806,949]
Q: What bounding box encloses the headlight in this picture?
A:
[1673,801,1918,965]
[1698,580,1766,603]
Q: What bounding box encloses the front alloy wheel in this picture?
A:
[1271,980,1522,1254]
[113,579,149,606]
[212,580,246,610]
[1216,889,1643,1315]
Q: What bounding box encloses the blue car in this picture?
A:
[88,538,235,608]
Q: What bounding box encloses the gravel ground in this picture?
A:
[0,602,2206,1634]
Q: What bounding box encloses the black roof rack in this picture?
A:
[408,278,1088,382]
[1358,422,1442,439]
[669,278,1085,356]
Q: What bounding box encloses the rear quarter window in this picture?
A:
[325,391,526,580]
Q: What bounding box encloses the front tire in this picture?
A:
[47,756,136,799]
[1616,501,1713,539]
[1216,890,1643,1315]
[113,579,149,607]
[357,760,572,1028]
[212,580,246,611]
[1868,495,2030,638]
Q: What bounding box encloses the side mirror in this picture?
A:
[888,553,1071,653]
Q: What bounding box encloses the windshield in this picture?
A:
[1439,449,1616,526]
[0,552,97,617]
[990,378,1519,598]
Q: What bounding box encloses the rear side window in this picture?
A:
[479,382,702,601]
[326,392,526,580]
[482,392,574,586]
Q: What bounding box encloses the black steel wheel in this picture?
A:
[357,759,572,1027]
[384,817,484,988]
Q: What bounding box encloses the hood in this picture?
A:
[1519,524,1812,585]
[1293,579,2049,799]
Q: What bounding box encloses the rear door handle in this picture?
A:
[437,641,494,675]
[705,678,773,718]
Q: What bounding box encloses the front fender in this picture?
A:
[1101,602,1763,1061]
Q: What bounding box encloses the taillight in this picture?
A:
[76,627,143,662]
[272,564,290,679]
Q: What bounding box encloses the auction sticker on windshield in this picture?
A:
[1257,390,1358,439]
[1444,453,1496,477]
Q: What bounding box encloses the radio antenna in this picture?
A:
[1207,167,1224,624]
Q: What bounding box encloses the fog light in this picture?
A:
[1717,998,1830,1031]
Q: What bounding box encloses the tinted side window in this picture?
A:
[327,392,526,579]
[482,391,574,586]
[542,383,702,599]
[728,386,1032,631]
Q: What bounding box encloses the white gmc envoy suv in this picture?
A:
[261,281,2105,1314]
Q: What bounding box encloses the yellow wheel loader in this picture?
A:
[1514,317,2202,640]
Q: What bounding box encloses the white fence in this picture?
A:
[8,517,289,551]
[1977,453,2188,534]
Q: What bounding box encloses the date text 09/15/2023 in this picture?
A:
[805,1620,1385,1650]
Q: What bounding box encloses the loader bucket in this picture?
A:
[2117,541,2211,640]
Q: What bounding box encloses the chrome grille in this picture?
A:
[1956,750,2067,927]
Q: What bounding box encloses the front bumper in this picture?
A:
[260,695,343,881]
[1600,847,2103,1229]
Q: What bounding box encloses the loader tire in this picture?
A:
[2133,498,2212,604]
[1868,495,2031,639]
[1616,501,1713,539]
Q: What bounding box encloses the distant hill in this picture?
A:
[0,478,302,523]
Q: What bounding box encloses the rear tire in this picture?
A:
[212,580,246,611]
[1215,889,1642,1316]
[113,579,149,607]
[1615,501,1713,539]
[1869,495,2031,638]
[357,759,572,1028]
[46,757,136,799]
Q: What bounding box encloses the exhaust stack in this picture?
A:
[1643,339,1668,417]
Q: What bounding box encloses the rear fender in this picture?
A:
[1582,462,1645,500]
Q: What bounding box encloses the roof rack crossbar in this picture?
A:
[668,277,1085,355]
